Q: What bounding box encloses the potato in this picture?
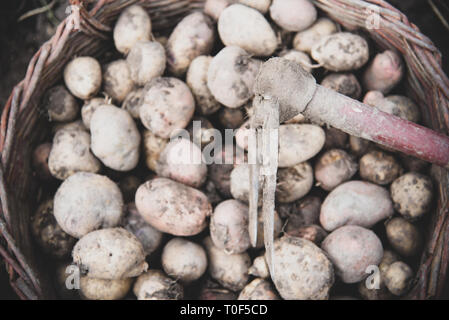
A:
[143,130,168,172]
[162,238,207,283]
[207,46,261,108]
[80,277,133,300]
[204,0,236,21]
[48,128,101,180]
[238,279,280,300]
[359,150,402,185]
[255,210,283,248]
[364,91,421,123]
[54,172,124,238]
[126,41,166,86]
[322,225,383,283]
[122,203,162,256]
[43,85,79,122]
[323,127,349,150]
[52,120,87,134]
[218,4,277,56]
[186,116,216,148]
[140,77,195,138]
[349,135,371,157]
[133,270,183,300]
[391,173,433,221]
[270,0,317,32]
[230,164,262,206]
[358,280,392,300]
[90,105,140,171]
[235,120,251,150]
[276,162,314,203]
[210,199,250,254]
[73,228,148,279]
[321,73,362,99]
[218,106,246,129]
[248,255,269,279]
[279,50,312,73]
[167,12,214,75]
[121,88,143,119]
[186,56,221,116]
[156,138,207,188]
[113,5,151,54]
[315,149,358,191]
[293,18,337,54]
[286,224,328,245]
[81,97,108,129]
[135,178,212,236]
[379,250,400,277]
[386,217,422,257]
[279,195,321,226]
[278,124,325,167]
[32,143,53,180]
[271,236,334,300]
[103,60,134,103]
[311,33,369,72]
[204,237,251,291]
[320,180,393,231]
[384,261,413,296]
[199,280,237,300]
[283,113,306,124]
[31,199,76,258]
[64,57,102,100]
[363,50,403,94]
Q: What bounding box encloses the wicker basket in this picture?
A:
[0,0,448,299]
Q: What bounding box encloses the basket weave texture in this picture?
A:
[0,0,448,299]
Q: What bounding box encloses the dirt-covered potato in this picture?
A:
[363,50,403,94]
[286,224,328,245]
[122,203,162,256]
[208,46,261,108]
[235,120,251,151]
[73,228,147,279]
[54,172,124,238]
[31,199,76,258]
[270,0,317,32]
[293,18,337,54]
[311,33,369,72]
[276,162,314,203]
[126,41,166,86]
[359,150,402,185]
[278,124,326,167]
[167,12,214,75]
[379,250,400,277]
[364,91,421,123]
[187,116,216,148]
[48,128,101,180]
[238,0,270,13]
[315,149,358,191]
[64,57,102,100]
[204,0,235,20]
[248,255,269,279]
[210,199,250,254]
[386,217,422,257]
[390,173,433,221]
[81,97,108,129]
[238,279,280,300]
[218,4,277,56]
[52,120,87,134]
[113,5,151,54]
[162,238,207,283]
[80,277,133,300]
[91,105,140,171]
[142,130,168,172]
[279,49,312,73]
[349,136,371,157]
[321,73,362,99]
[320,180,393,231]
[121,88,143,119]
[230,164,262,206]
[358,280,393,300]
[280,195,321,226]
[203,237,251,291]
[199,280,238,300]
[44,85,79,122]
[218,106,246,129]
[271,236,334,300]
[186,56,221,115]
[32,142,53,180]
[103,60,134,103]
[133,270,183,300]
[383,261,413,296]
[140,77,195,138]
[156,138,207,188]
[135,178,212,236]
[322,225,383,283]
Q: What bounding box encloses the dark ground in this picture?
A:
[0,0,448,300]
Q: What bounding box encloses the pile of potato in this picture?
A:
[31,0,433,300]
